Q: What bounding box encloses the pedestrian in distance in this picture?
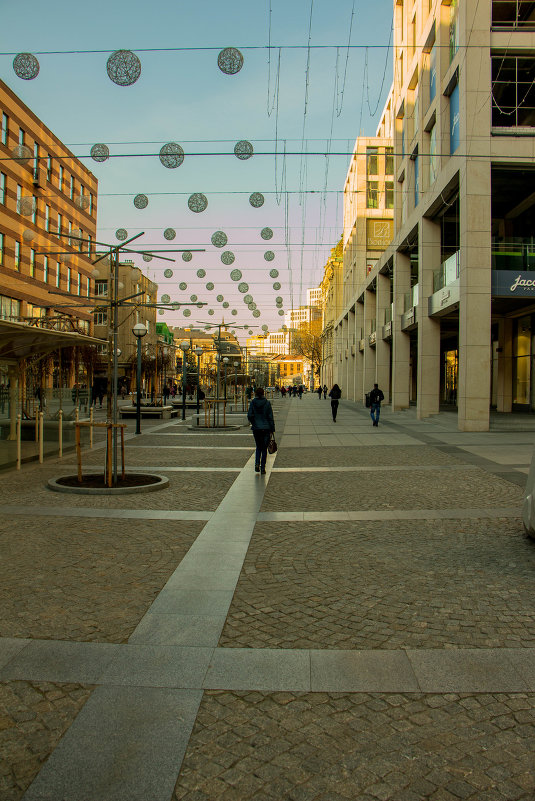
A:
[298,385,304,400]
[281,386,286,398]
[369,383,385,426]
[317,386,323,400]
[323,384,328,399]
[329,384,342,422]
[247,387,275,475]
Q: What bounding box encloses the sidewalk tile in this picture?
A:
[204,647,311,691]
[310,649,419,691]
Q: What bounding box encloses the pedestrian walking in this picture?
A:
[317,386,323,400]
[247,387,275,475]
[281,386,286,398]
[369,383,385,426]
[329,384,342,422]
[298,385,303,400]
[292,386,298,397]
[323,384,328,399]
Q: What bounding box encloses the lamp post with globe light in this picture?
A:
[132,322,147,435]
[180,340,190,420]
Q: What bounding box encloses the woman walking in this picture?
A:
[247,387,275,474]
[329,384,342,422]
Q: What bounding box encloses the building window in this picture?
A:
[57,213,62,236]
[45,204,50,232]
[43,255,48,283]
[94,311,108,325]
[0,233,4,266]
[87,233,92,257]
[0,172,5,205]
[14,241,21,271]
[385,181,394,209]
[493,0,535,28]
[366,147,379,176]
[56,262,60,287]
[78,228,83,251]
[46,154,52,181]
[513,315,531,404]
[59,166,64,192]
[385,147,394,175]
[449,0,459,62]
[429,124,437,184]
[429,43,437,103]
[70,174,74,200]
[67,267,71,291]
[33,142,39,179]
[1,113,8,146]
[0,296,20,320]
[89,193,93,215]
[77,272,81,295]
[68,220,73,246]
[367,181,379,209]
[16,184,22,208]
[18,128,25,147]
[30,249,36,277]
[492,55,535,128]
[449,84,460,152]
[95,280,108,296]
[32,197,37,225]
[413,150,419,206]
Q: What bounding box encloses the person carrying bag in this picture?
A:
[247,387,275,474]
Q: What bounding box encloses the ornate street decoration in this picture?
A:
[13,53,40,80]
[197,302,203,308]
[183,308,191,317]
[161,294,171,303]
[11,145,32,165]
[272,281,281,290]
[248,302,256,310]
[243,294,253,304]
[248,329,253,335]
[179,282,187,290]
[196,268,206,278]
[106,50,141,86]
[159,142,184,169]
[182,251,192,262]
[222,301,229,308]
[90,143,110,163]
[217,47,244,75]
[75,195,90,210]
[264,251,275,261]
[164,228,176,240]
[22,229,35,243]
[230,268,242,281]
[134,194,148,209]
[190,294,198,302]
[207,309,215,316]
[164,269,173,278]
[115,228,128,241]
[142,254,152,262]
[188,193,208,213]
[222,251,235,265]
[216,294,224,302]
[249,192,264,208]
[275,296,283,304]
[159,309,165,315]
[238,282,249,293]
[262,324,269,332]
[269,268,279,278]
[231,309,238,316]
[211,230,227,247]
[253,309,261,318]
[261,227,273,240]
[18,197,36,216]
[234,140,253,160]
[206,282,214,290]
[172,302,180,310]
[278,309,285,315]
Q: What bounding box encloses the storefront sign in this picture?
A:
[492,271,535,297]
[366,219,394,251]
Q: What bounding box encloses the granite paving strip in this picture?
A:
[0,506,213,521]
[272,464,479,472]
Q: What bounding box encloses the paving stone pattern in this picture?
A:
[219,519,535,650]
[0,516,203,642]
[62,446,251,468]
[261,468,524,511]
[0,680,93,801]
[275,445,464,468]
[173,690,535,801]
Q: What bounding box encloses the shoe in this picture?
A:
[255,464,260,472]
[261,468,266,474]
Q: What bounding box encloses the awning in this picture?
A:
[0,320,106,364]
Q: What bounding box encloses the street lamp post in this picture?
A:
[132,322,147,435]
[223,357,229,402]
[195,346,203,424]
[233,361,239,406]
[215,353,221,426]
[180,340,190,421]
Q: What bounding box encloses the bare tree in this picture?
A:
[291,329,322,379]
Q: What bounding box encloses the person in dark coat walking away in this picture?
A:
[317,386,322,400]
[247,387,275,474]
[329,384,341,421]
[369,383,385,426]
[323,384,328,399]
[298,385,303,399]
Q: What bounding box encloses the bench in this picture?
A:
[119,405,178,419]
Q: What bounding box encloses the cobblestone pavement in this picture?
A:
[62,446,251,468]
[0,680,93,801]
[0,516,203,642]
[261,468,524,511]
[173,690,535,801]
[220,519,535,650]
[275,445,463,467]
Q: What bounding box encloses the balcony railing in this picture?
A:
[433,252,460,292]
[403,284,419,312]
[492,241,535,272]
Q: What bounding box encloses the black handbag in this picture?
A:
[267,435,277,454]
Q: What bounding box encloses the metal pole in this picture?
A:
[136,337,142,435]
[182,350,187,421]
[16,413,21,470]
[196,353,200,425]
[58,409,63,458]
[112,248,119,484]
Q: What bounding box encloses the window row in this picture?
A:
[0,112,95,212]
[0,233,91,295]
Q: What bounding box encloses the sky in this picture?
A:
[1,0,393,340]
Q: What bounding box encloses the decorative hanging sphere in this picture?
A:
[249,192,264,208]
[134,194,148,209]
[231,309,238,316]
[261,227,273,240]
[188,193,208,213]
[179,282,187,290]
[115,228,128,241]
[106,50,141,86]
[159,142,184,169]
[244,294,253,304]
[164,269,173,278]
[142,254,152,262]
[190,294,198,302]
[216,294,224,302]
[161,294,171,303]
[248,302,256,310]
[278,309,285,316]
[234,140,253,160]
[196,268,206,278]
[18,197,36,216]
[90,143,109,163]
[22,229,35,243]
[172,302,180,310]
[183,309,191,317]
[206,282,214,290]
[159,309,165,315]
[13,53,40,80]
[75,195,90,210]
[264,251,275,262]
[211,231,227,248]
[222,301,229,308]
[208,309,214,315]
[11,145,32,166]
[197,302,203,308]
[262,325,269,332]
[230,268,242,281]
[253,309,261,318]
[222,251,235,266]
[248,330,253,335]
[164,228,176,240]
[282,325,287,331]
[269,269,279,278]
[272,281,281,290]
[275,296,283,304]
[217,47,244,75]
[238,282,249,293]
[182,251,192,262]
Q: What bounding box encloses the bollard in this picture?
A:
[35,409,39,442]
[58,409,63,458]
[38,412,44,464]
[16,414,21,470]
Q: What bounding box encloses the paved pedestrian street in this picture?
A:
[0,396,534,801]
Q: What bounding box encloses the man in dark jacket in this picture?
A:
[369,383,385,426]
[247,387,275,474]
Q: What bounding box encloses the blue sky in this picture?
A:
[1,0,393,337]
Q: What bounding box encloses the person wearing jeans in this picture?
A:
[369,383,385,426]
[247,387,275,474]
[329,384,342,422]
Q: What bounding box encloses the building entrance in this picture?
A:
[443,349,458,406]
